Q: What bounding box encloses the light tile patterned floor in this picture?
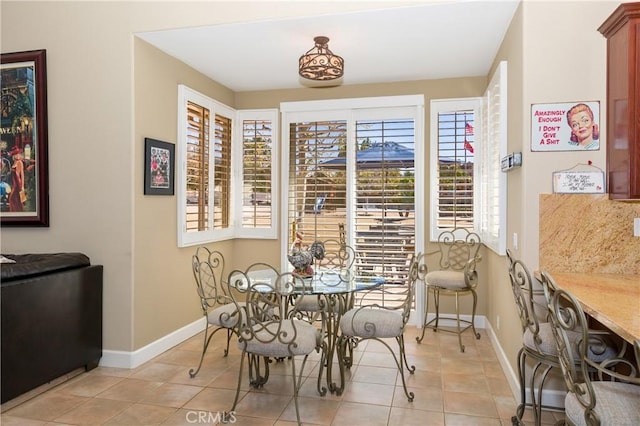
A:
[0,325,565,425]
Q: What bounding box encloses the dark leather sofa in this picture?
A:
[1,253,103,403]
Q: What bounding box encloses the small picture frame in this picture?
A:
[144,138,174,195]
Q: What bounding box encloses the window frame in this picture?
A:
[477,60,507,255]
[234,109,279,239]
[280,95,425,272]
[177,85,277,247]
[429,97,482,241]
[428,62,507,253]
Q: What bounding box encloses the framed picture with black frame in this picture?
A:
[1,49,49,226]
[144,138,175,195]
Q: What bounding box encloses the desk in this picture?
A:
[542,272,640,343]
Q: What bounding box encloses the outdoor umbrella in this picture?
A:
[320,141,414,169]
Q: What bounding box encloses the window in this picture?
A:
[477,61,507,254]
[429,61,507,254]
[281,96,425,305]
[430,98,481,240]
[177,85,276,246]
[235,109,278,239]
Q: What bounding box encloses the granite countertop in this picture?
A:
[543,271,640,343]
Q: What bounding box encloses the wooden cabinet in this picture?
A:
[598,2,640,200]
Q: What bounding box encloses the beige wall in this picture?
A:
[490,0,623,394]
[0,0,422,352]
[1,0,628,380]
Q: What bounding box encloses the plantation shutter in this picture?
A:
[213,113,231,229]
[287,120,348,244]
[241,118,273,228]
[478,61,507,254]
[435,111,475,231]
[354,119,416,294]
[185,100,211,233]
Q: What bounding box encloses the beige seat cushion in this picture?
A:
[564,381,640,426]
[340,308,403,338]
[426,270,466,290]
[208,302,244,328]
[238,320,321,357]
[524,323,620,362]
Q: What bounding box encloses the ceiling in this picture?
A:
[137,1,519,92]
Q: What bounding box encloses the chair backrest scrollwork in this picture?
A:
[192,247,227,312]
[435,228,481,271]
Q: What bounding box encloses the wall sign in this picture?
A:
[531,101,600,151]
[553,166,605,194]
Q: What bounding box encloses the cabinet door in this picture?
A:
[600,4,640,200]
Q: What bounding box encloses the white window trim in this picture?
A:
[429,97,482,241]
[280,95,425,272]
[177,85,278,247]
[477,61,507,255]
[177,85,215,247]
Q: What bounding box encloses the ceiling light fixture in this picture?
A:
[298,36,344,81]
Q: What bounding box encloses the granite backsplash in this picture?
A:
[539,194,640,274]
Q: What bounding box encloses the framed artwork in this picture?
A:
[144,138,175,195]
[531,101,600,151]
[0,49,49,227]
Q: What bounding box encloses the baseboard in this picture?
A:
[485,321,566,410]
[99,317,205,369]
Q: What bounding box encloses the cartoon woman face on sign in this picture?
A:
[566,103,599,150]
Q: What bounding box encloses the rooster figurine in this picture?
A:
[288,232,324,277]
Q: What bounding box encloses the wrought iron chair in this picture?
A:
[540,270,640,426]
[337,251,423,402]
[506,250,564,426]
[189,247,243,378]
[224,264,324,425]
[416,228,482,352]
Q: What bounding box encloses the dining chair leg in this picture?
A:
[454,292,465,352]
[416,283,430,343]
[531,360,554,426]
[396,335,416,402]
[290,356,302,425]
[227,350,247,418]
[470,290,480,341]
[189,323,230,378]
[247,355,270,388]
[513,348,527,425]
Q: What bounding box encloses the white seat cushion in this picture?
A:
[565,381,640,426]
[340,307,403,338]
[426,270,466,290]
[208,302,243,328]
[238,320,320,357]
[524,323,620,362]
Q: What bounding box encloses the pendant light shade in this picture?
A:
[299,36,344,81]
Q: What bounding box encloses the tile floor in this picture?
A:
[1,325,564,425]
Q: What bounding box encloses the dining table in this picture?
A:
[539,271,640,344]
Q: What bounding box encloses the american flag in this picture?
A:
[465,122,474,135]
[464,139,474,154]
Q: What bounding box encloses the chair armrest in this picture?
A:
[463,255,482,289]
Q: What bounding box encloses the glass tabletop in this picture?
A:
[237,267,384,295]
